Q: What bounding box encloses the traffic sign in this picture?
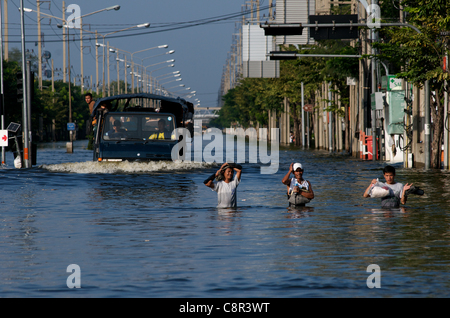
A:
[67,123,76,131]
[303,104,314,112]
[0,130,8,147]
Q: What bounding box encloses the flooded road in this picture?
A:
[1,139,449,297]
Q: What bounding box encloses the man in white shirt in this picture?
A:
[363,165,412,208]
[204,163,242,208]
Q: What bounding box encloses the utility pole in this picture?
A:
[269,0,273,18]
[62,1,66,83]
[124,55,128,94]
[301,82,305,147]
[20,0,30,168]
[131,59,135,93]
[444,43,449,170]
[80,16,84,94]
[95,30,99,94]
[371,0,378,161]
[0,0,4,165]
[3,0,8,61]
[51,59,54,92]
[26,61,32,166]
[256,0,260,23]
[424,80,430,169]
[117,54,120,94]
[37,0,42,90]
[107,41,110,96]
[67,21,73,153]
[328,81,333,151]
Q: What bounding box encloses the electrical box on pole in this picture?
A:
[386,90,406,135]
[28,70,35,109]
[16,71,24,103]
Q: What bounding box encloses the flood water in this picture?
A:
[1,137,450,298]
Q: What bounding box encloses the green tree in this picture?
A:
[374,0,450,168]
[2,59,22,127]
[214,40,359,148]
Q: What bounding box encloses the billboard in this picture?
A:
[243,61,280,78]
[242,24,274,62]
[276,0,315,46]
[242,24,279,78]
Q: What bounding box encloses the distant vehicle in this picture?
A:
[91,93,194,162]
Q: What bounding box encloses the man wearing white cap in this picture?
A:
[282,162,315,206]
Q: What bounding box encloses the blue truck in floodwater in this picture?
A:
[91,93,194,162]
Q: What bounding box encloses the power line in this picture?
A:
[51,0,63,13]
[5,5,270,43]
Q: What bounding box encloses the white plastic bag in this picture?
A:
[370,186,390,198]
[14,156,22,169]
[369,178,391,198]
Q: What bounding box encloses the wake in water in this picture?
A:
[40,160,214,174]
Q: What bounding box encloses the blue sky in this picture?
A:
[5,0,271,108]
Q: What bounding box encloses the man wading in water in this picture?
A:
[204,163,242,208]
[282,162,315,206]
[363,165,416,208]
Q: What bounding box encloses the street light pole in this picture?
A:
[55,22,73,151]
[154,71,181,80]
[20,0,30,167]
[115,55,130,94]
[117,53,120,94]
[108,45,169,94]
[0,0,5,165]
[148,64,175,101]
[424,80,431,169]
[24,5,122,153]
[126,45,168,93]
[371,0,378,161]
[167,84,185,90]
[144,60,175,95]
[98,23,151,96]
[67,24,72,147]
[158,73,181,82]
[95,31,99,94]
[161,78,182,86]
[140,50,175,66]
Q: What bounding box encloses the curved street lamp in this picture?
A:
[140,50,175,65]
[172,86,190,93]
[58,21,150,97]
[161,78,182,86]
[96,23,150,96]
[147,64,175,94]
[107,43,169,94]
[167,84,185,90]
[154,71,180,79]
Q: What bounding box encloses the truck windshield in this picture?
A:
[102,113,176,141]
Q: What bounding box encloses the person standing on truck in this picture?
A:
[85,93,95,114]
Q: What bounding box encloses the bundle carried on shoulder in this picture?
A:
[288,190,311,206]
